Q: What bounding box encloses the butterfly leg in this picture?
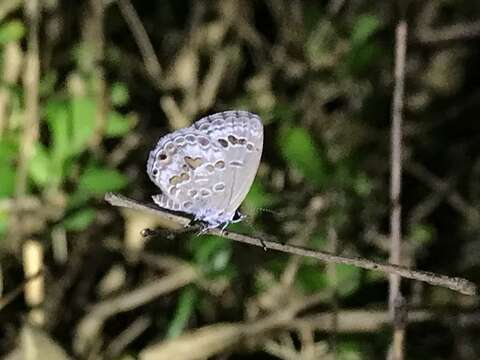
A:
[231,211,247,224]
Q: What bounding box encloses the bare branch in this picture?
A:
[389,17,408,360]
[16,0,40,196]
[104,193,477,296]
[415,21,480,45]
[117,0,162,86]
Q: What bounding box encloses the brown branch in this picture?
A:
[406,161,480,223]
[105,316,151,358]
[0,0,22,22]
[86,0,107,150]
[16,0,40,196]
[415,21,480,45]
[389,17,408,360]
[0,42,22,137]
[104,193,477,296]
[0,270,44,311]
[74,261,198,355]
[117,0,162,87]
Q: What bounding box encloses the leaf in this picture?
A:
[29,143,53,187]
[309,233,327,249]
[165,286,197,338]
[327,264,362,298]
[189,235,232,274]
[70,97,95,155]
[243,180,278,215]
[342,15,382,76]
[353,172,373,197]
[45,102,70,166]
[63,208,96,231]
[0,137,18,163]
[350,15,381,46]
[77,166,128,195]
[305,19,338,69]
[409,224,434,247]
[0,162,15,198]
[110,82,129,106]
[39,71,58,98]
[296,263,328,293]
[338,340,364,360]
[0,138,17,198]
[105,111,135,137]
[279,126,328,188]
[0,211,7,238]
[0,20,25,45]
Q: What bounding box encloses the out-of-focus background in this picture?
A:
[0,1,479,359]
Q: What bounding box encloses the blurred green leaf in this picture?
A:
[270,103,296,123]
[338,340,363,360]
[296,263,328,293]
[0,20,25,45]
[166,286,197,338]
[350,15,381,46]
[0,138,18,162]
[189,235,232,274]
[409,224,434,247]
[0,211,7,237]
[344,43,382,76]
[77,166,128,195]
[0,162,15,198]
[243,180,277,215]
[305,20,338,69]
[45,102,70,167]
[0,137,17,198]
[342,15,382,76]
[63,208,96,231]
[353,172,373,197]
[105,112,135,137]
[309,233,327,249]
[70,97,95,155]
[110,82,129,106]
[279,126,328,188]
[39,72,58,97]
[29,143,53,187]
[327,264,362,298]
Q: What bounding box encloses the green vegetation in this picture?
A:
[1,1,479,359]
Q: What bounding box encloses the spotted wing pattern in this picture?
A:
[147,111,263,227]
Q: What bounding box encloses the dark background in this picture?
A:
[0,1,479,359]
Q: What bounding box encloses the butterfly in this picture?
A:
[147,111,263,229]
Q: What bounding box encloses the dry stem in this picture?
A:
[104,193,477,296]
[388,17,408,360]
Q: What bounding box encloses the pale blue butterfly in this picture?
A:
[147,111,263,229]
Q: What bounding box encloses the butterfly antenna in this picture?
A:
[254,207,283,217]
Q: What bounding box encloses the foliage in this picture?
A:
[0,1,479,359]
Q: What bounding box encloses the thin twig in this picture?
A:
[389,17,408,360]
[0,270,44,311]
[0,0,22,22]
[16,0,40,196]
[104,193,477,296]
[0,42,22,137]
[105,316,151,358]
[406,161,480,223]
[86,0,107,150]
[74,262,198,355]
[415,21,480,45]
[117,0,162,87]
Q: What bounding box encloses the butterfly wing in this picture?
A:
[148,111,263,225]
[147,126,229,217]
[192,111,263,215]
